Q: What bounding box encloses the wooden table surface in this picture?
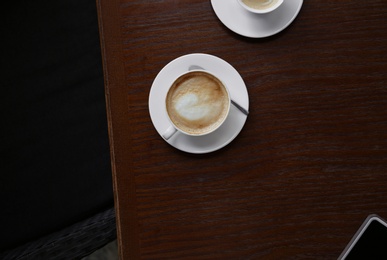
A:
[96,0,387,258]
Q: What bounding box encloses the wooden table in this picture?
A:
[96,0,387,258]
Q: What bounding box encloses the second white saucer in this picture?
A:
[211,0,303,38]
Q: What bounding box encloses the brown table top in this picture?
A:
[96,0,387,258]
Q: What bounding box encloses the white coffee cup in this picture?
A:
[237,0,284,14]
[162,70,231,140]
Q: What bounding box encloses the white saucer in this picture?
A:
[149,53,249,154]
[211,0,303,38]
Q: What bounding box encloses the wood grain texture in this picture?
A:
[97,0,387,259]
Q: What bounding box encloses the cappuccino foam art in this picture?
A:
[166,71,229,135]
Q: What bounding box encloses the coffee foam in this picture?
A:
[166,71,229,135]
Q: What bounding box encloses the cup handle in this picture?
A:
[162,125,178,140]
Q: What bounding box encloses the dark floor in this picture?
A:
[82,240,118,260]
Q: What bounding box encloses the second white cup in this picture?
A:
[237,0,284,14]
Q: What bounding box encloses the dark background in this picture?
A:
[1,0,113,252]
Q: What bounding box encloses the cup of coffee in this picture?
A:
[237,0,284,14]
[162,70,230,140]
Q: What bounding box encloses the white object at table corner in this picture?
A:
[149,53,249,154]
[211,0,303,38]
